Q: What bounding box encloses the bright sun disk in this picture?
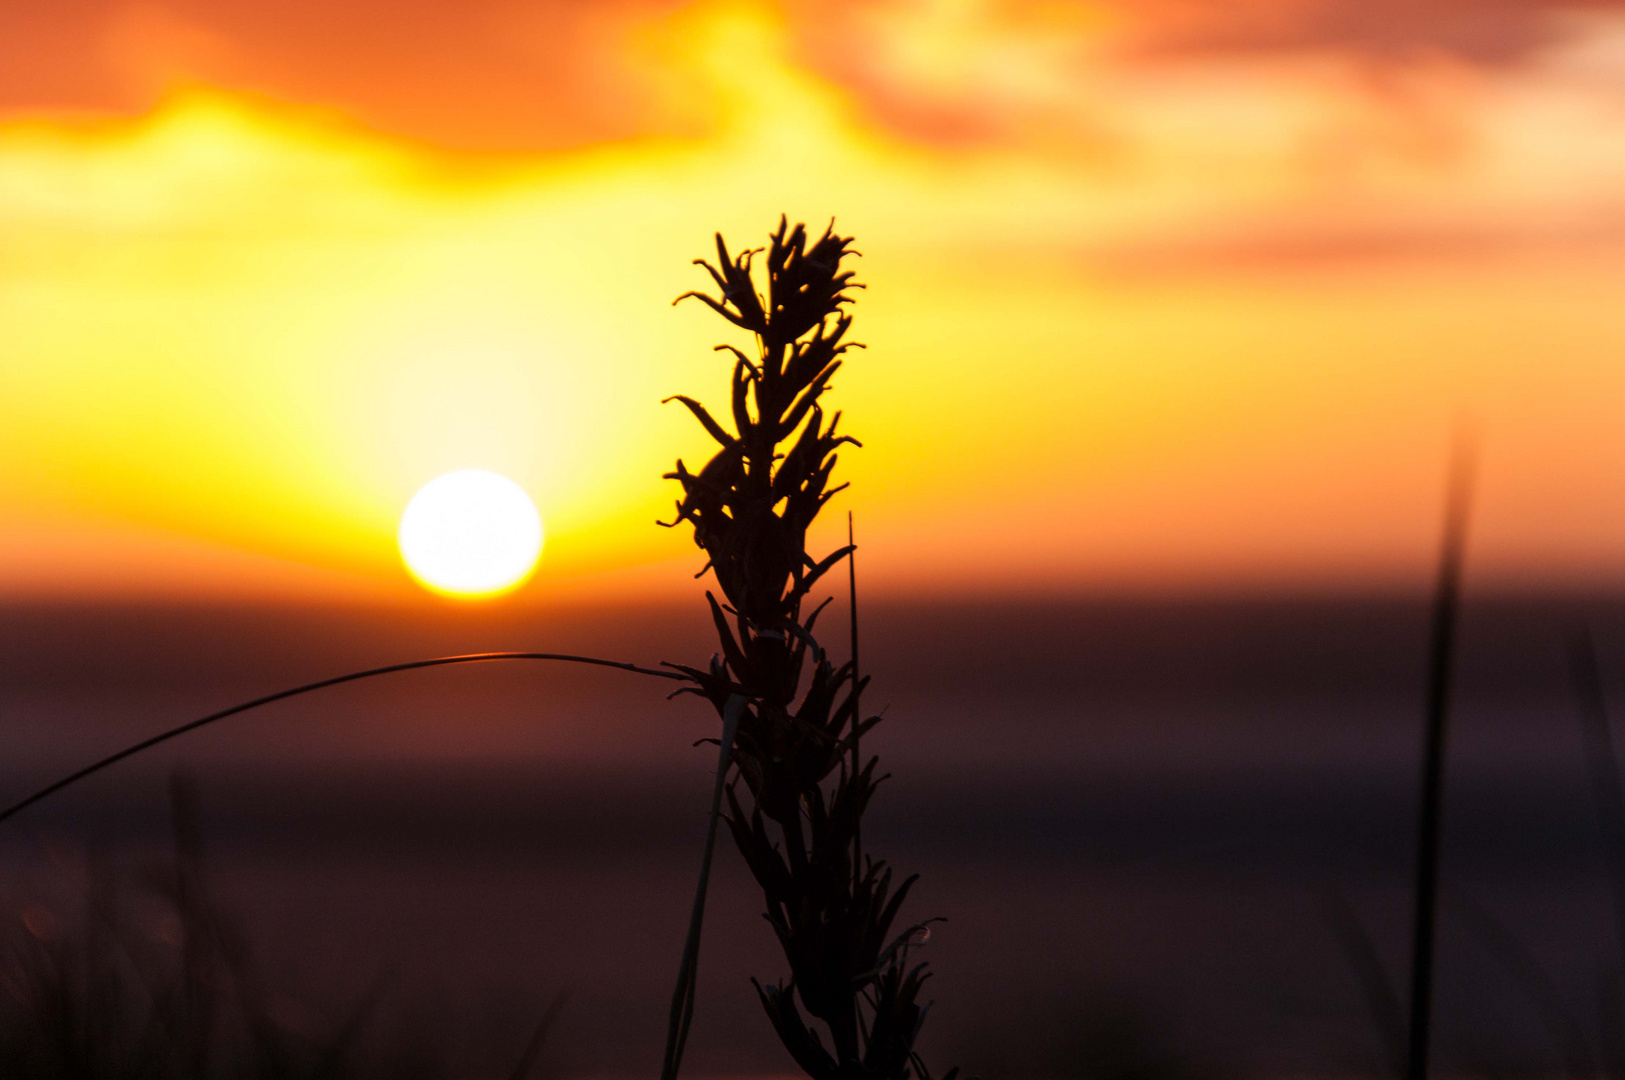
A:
[398,470,543,597]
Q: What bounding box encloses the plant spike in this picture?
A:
[663,217,956,1080]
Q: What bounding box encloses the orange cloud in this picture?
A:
[2,0,686,149]
[7,0,1625,151]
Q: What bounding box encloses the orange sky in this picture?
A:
[3,0,1625,602]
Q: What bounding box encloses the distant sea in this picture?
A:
[2,594,1623,1078]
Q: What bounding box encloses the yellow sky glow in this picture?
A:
[3,0,1625,601]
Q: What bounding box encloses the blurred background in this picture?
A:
[4,0,1625,1075]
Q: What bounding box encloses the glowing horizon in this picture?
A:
[3,1,1625,603]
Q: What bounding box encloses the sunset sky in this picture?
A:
[3,0,1625,601]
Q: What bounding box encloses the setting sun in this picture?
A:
[397,469,543,598]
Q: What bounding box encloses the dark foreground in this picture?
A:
[1,594,1622,1078]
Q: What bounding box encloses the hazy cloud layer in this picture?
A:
[1103,0,1625,62]
[6,0,1625,150]
[2,0,685,148]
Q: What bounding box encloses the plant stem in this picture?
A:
[1567,625,1625,1079]
[0,651,683,827]
[661,695,745,1080]
[1405,434,1475,1080]
[849,511,863,885]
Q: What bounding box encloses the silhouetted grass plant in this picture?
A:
[659,217,956,1080]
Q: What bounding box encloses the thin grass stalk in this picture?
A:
[1569,627,1625,965]
[1318,888,1406,1079]
[848,511,862,888]
[1567,624,1625,1079]
[1404,434,1475,1080]
[508,991,568,1080]
[1444,887,1595,1078]
[1602,974,1625,1080]
[0,651,684,827]
[660,694,745,1080]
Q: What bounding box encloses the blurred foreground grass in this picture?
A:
[0,774,548,1080]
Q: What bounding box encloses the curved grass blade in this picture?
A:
[0,651,685,827]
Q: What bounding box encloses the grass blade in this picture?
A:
[0,651,684,828]
[661,694,745,1080]
[1568,625,1625,1078]
[508,991,568,1080]
[1319,888,1406,1079]
[1404,432,1475,1080]
[848,510,862,884]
